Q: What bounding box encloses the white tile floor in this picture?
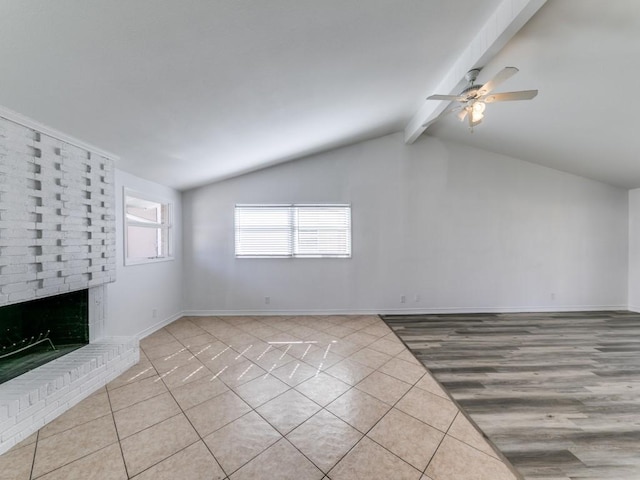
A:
[0,315,520,479]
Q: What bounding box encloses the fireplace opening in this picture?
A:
[0,289,89,385]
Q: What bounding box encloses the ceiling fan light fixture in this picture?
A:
[426,66,538,131]
[471,101,485,123]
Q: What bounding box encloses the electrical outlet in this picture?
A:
[400,295,406,304]
[265,296,270,305]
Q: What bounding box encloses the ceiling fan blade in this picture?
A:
[483,90,538,103]
[477,67,519,96]
[427,94,464,101]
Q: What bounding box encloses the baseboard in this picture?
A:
[182,304,628,317]
[627,305,640,313]
[135,311,185,340]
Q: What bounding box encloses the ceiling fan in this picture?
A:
[425,67,538,130]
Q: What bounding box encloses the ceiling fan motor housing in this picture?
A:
[460,84,482,101]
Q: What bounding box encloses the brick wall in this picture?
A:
[0,117,116,307]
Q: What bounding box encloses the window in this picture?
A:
[124,190,173,265]
[235,204,351,258]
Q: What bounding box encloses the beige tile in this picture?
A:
[190,316,219,329]
[244,324,279,340]
[140,328,176,350]
[256,389,321,434]
[426,436,517,480]
[343,331,378,347]
[13,432,37,449]
[277,342,321,361]
[204,411,282,474]
[233,339,272,360]
[170,376,229,410]
[326,388,391,433]
[249,348,296,371]
[343,317,378,331]
[185,390,252,437]
[355,371,411,405]
[288,325,320,339]
[271,360,318,387]
[143,340,186,361]
[328,437,422,480]
[40,391,111,439]
[326,358,374,386]
[229,439,323,480]
[107,360,158,391]
[361,323,392,338]
[348,347,392,369]
[295,372,351,406]
[201,324,244,341]
[213,323,248,337]
[226,332,261,349]
[120,414,199,477]
[263,332,302,344]
[114,392,181,439]
[214,358,267,388]
[396,387,459,432]
[220,316,255,326]
[287,410,362,473]
[446,413,499,459]
[150,349,197,374]
[180,332,218,349]
[157,360,212,389]
[327,339,361,357]
[131,441,225,480]
[301,347,344,370]
[0,441,36,480]
[368,337,406,356]
[201,344,242,370]
[368,408,443,471]
[32,415,118,478]
[378,357,426,385]
[108,374,168,411]
[323,324,357,338]
[165,319,207,340]
[233,373,290,408]
[395,347,423,366]
[36,443,127,480]
[414,372,450,398]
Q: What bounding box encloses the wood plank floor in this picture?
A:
[382,311,640,480]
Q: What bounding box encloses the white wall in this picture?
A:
[628,189,640,311]
[182,133,628,315]
[106,169,183,337]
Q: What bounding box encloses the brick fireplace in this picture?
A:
[0,111,138,454]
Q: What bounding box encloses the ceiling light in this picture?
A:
[471,101,485,123]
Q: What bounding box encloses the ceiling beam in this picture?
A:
[404,0,547,144]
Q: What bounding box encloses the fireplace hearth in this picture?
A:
[0,289,89,385]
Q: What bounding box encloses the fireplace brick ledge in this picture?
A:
[0,337,138,454]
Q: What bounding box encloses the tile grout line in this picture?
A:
[28,430,39,480]
[150,345,229,479]
[315,358,438,478]
[105,381,131,479]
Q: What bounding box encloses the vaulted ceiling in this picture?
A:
[0,0,638,190]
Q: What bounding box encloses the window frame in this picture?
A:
[234,204,352,259]
[123,188,174,266]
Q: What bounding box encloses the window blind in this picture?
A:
[235,204,351,258]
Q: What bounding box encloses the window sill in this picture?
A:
[124,256,175,267]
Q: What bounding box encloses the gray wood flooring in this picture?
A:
[382,311,640,480]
